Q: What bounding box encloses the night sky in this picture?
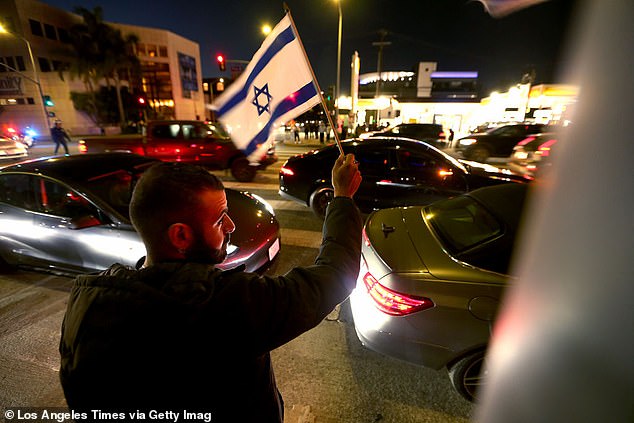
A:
[42,0,578,96]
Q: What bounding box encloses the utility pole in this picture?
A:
[372,29,391,98]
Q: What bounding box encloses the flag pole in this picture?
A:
[283,4,345,156]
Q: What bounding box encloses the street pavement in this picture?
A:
[27,138,79,158]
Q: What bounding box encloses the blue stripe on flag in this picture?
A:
[244,82,318,155]
[216,26,296,116]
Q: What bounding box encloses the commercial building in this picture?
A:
[345,61,481,137]
[0,0,203,138]
[345,59,576,138]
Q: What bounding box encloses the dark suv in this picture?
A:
[455,123,552,162]
[370,123,446,147]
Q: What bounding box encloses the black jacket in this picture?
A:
[51,126,71,143]
[59,197,362,422]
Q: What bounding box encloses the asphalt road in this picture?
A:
[0,138,474,423]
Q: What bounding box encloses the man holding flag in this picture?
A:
[212,12,342,161]
[60,12,362,422]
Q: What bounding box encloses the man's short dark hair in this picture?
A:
[130,162,224,242]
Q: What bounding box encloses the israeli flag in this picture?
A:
[212,14,321,162]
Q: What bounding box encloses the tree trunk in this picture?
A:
[114,72,126,127]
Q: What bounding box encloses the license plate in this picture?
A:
[268,238,280,261]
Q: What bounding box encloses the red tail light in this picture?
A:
[362,272,434,316]
[362,227,371,247]
[517,136,536,146]
[280,167,294,176]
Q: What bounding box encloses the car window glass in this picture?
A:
[193,123,209,138]
[37,178,96,219]
[205,123,230,138]
[0,174,37,210]
[152,124,180,139]
[182,124,195,140]
[356,148,390,175]
[395,149,438,171]
[425,195,501,254]
[498,126,522,136]
[396,126,412,135]
[85,170,135,218]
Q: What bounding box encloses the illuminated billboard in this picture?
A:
[178,52,198,95]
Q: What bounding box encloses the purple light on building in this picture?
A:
[431,71,478,79]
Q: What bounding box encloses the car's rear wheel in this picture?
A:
[309,186,334,219]
[468,146,490,162]
[448,350,486,402]
[230,157,257,182]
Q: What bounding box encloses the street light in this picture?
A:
[261,24,272,36]
[334,0,342,133]
[0,24,50,134]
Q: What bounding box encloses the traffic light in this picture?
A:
[43,95,54,107]
[137,96,146,105]
[216,54,226,71]
[327,85,335,102]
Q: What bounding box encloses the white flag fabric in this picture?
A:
[476,0,549,17]
[212,14,320,162]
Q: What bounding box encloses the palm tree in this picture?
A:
[66,6,140,128]
[65,7,105,126]
[101,26,140,127]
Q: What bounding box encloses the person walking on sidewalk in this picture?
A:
[50,120,71,155]
[292,123,300,143]
[318,121,326,144]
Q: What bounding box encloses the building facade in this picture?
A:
[350,62,481,137]
[0,0,203,138]
[349,60,575,138]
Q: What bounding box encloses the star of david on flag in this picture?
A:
[211,14,321,162]
[252,84,273,116]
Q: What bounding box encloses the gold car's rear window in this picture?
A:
[425,195,501,254]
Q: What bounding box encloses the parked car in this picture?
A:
[349,183,530,402]
[1,126,35,149]
[508,132,559,179]
[0,135,29,161]
[0,153,280,275]
[367,123,447,147]
[455,123,553,162]
[279,137,529,219]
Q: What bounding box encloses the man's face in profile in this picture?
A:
[185,189,235,264]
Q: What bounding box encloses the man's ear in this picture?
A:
[166,223,194,253]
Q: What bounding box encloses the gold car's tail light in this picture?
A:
[362,272,434,316]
